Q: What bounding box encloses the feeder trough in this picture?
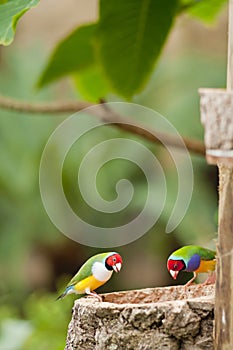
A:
[65,284,214,350]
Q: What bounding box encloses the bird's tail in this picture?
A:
[56,285,74,301]
[56,291,67,301]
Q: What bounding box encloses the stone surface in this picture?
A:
[65,285,215,350]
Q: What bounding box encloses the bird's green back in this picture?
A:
[67,252,113,287]
[171,245,216,262]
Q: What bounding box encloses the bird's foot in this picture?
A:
[200,272,216,286]
[184,280,194,287]
[184,281,195,292]
[184,272,197,289]
[86,291,102,302]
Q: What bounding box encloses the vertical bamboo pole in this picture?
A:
[215,1,233,349]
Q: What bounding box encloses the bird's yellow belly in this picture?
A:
[195,259,216,273]
[74,275,105,294]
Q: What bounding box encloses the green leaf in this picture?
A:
[96,0,179,98]
[73,65,110,102]
[0,0,39,46]
[38,24,97,88]
[179,0,228,23]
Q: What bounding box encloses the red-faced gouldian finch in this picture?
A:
[167,245,216,286]
[57,252,122,301]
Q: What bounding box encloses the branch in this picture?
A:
[0,95,93,113]
[0,95,205,156]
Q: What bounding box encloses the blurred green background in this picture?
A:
[0,1,226,349]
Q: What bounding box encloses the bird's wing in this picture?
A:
[67,259,94,287]
[67,253,110,287]
[197,246,216,261]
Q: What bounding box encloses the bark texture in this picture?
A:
[199,88,233,165]
[215,165,233,350]
[65,285,214,350]
[199,87,233,349]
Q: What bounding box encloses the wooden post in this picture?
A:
[215,2,233,348]
[215,164,233,349]
[200,1,233,348]
[227,0,233,91]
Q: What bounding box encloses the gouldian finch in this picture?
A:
[167,245,216,286]
[57,252,122,301]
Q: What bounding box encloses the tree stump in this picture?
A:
[65,285,214,350]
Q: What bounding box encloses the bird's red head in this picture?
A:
[106,253,123,273]
[167,259,185,279]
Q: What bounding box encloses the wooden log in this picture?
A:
[65,285,214,350]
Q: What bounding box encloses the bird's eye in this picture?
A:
[113,257,116,262]
[174,264,178,269]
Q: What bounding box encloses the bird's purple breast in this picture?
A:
[186,254,201,272]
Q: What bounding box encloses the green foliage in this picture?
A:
[96,0,179,98]
[0,305,18,323]
[23,294,73,350]
[0,319,32,350]
[73,65,110,102]
[0,48,67,299]
[0,294,73,350]
[38,24,97,88]
[0,0,39,46]
[0,0,228,96]
[0,305,30,350]
[179,0,228,23]
[38,0,179,99]
[38,20,110,102]
[37,0,227,99]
